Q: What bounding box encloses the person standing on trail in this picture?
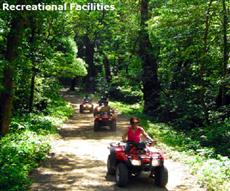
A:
[122,117,154,152]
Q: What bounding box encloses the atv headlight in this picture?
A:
[131,159,141,166]
[151,160,160,167]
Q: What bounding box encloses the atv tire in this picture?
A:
[116,163,128,187]
[94,121,100,132]
[79,106,83,113]
[107,152,116,175]
[154,166,168,187]
[110,121,116,131]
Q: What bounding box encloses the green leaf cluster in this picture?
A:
[0,94,74,191]
[0,131,50,191]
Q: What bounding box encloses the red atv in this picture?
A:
[94,112,116,131]
[107,140,168,187]
[79,100,94,113]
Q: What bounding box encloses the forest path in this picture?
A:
[30,92,206,191]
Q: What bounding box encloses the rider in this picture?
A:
[122,117,154,152]
[98,100,113,114]
[98,95,109,106]
[83,95,91,103]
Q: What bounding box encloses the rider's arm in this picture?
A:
[141,128,153,142]
[122,130,128,142]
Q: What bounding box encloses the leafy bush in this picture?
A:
[195,156,230,191]
[190,118,230,156]
[109,86,142,104]
[0,95,74,191]
[109,76,143,104]
[10,115,56,135]
[0,131,50,191]
[45,97,74,119]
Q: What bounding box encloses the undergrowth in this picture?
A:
[0,96,74,191]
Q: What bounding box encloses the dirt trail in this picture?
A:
[30,93,206,191]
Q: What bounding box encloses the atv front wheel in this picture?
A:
[94,121,100,132]
[110,121,116,131]
[154,166,168,187]
[107,153,116,175]
[116,163,128,187]
[79,106,83,113]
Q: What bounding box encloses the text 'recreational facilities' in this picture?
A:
[1,3,116,11]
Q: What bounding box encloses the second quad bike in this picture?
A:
[79,100,94,113]
[94,112,116,131]
[107,140,168,187]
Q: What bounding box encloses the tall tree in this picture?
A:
[103,54,111,83]
[199,0,213,124]
[138,0,160,115]
[217,0,229,107]
[28,17,37,113]
[83,35,96,92]
[0,14,26,136]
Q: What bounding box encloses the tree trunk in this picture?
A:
[103,55,111,82]
[28,20,37,113]
[138,0,160,116]
[29,67,36,112]
[70,77,76,91]
[71,37,85,91]
[199,0,213,124]
[84,36,96,92]
[0,15,25,136]
[217,0,229,107]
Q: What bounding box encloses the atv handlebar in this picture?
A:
[147,140,157,146]
[142,139,156,146]
[121,139,156,146]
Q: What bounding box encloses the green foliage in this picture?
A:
[109,76,143,104]
[10,115,56,135]
[45,96,74,120]
[0,131,50,191]
[95,76,110,95]
[45,37,87,78]
[0,95,74,191]
[12,96,74,134]
[147,0,229,127]
[197,156,230,191]
[190,118,230,156]
[0,4,87,113]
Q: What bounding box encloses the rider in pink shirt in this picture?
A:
[122,117,153,151]
[127,125,143,143]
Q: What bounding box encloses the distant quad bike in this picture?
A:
[79,100,94,113]
[107,140,168,187]
[94,112,116,131]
